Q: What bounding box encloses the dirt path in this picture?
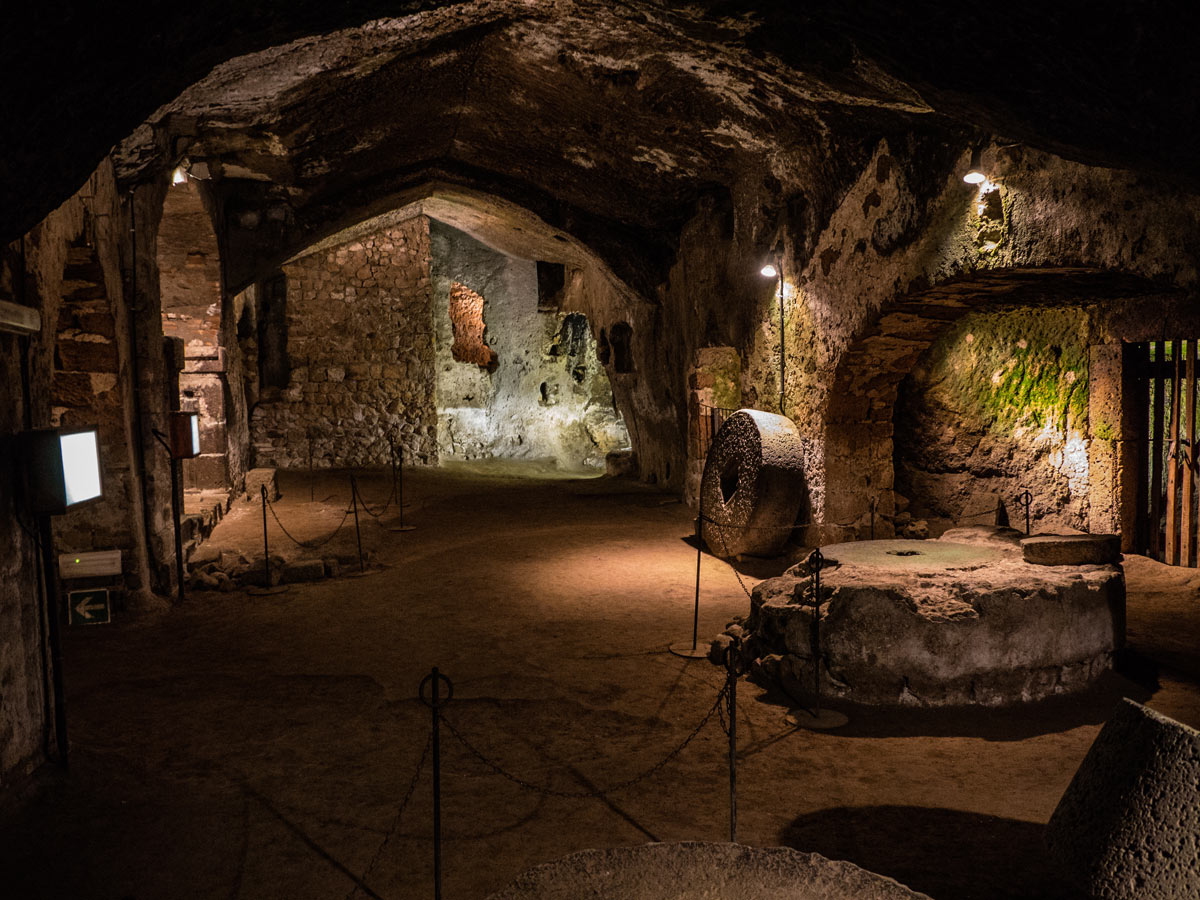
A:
[2,464,1197,900]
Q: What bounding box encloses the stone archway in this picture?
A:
[158,178,234,493]
[820,266,1160,542]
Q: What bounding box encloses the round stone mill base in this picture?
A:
[744,527,1126,707]
[486,842,930,899]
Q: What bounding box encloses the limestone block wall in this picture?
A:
[429,220,628,470]
[250,218,438,467]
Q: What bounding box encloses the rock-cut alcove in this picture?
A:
[430,219,628,470]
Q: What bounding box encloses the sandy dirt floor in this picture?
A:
[2,463,1198,900]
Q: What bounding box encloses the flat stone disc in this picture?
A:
[819,539,1000,570]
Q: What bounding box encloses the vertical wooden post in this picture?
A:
[1128,342,1151,556]
[1150,341,1165,561]
[1167,342,1182,565]
[1186,341,1198,567]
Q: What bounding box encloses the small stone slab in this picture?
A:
[1021,534,1120,566]
[487,842,931,900]
[1047,699,1200,898]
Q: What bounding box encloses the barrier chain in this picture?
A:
[264,488,355,550]
[438,681,729,800]
[344,728,433,900]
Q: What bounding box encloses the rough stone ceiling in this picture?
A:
[4,1,1199,248]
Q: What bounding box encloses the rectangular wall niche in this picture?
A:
[1128,339,1200,566]
[449,282,498,371]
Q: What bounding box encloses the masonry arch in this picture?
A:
[820,266,1168,542]
[157,177,247,495]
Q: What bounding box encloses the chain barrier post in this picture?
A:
[1020,488,1033,535]
[261,484,273,587]
[869,497,877,541]
[725,639,740,843]
[693,491,703,650]
[811,547,823,717]
[390,433,417,533]
[350,475,365,573]
[420,667,453,900]
[308,433,315,503]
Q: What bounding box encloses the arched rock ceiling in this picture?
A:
[5,1,1199,257]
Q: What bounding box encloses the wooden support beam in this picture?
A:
[1166,342,1182,565]
[1150,341,1165,561]
[1185,340,1197,567]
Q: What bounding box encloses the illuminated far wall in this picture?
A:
[894,305,1092,534]
[429,219,629,471]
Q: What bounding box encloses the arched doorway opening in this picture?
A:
[822,267,1168,543]
[157,177,238,495]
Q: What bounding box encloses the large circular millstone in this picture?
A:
[744,530,1126,706]
[486,842,931,900]
[700,410,805,558]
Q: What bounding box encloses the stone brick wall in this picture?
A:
[250,217,437,467]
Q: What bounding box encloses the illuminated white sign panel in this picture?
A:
[60,430,102,506]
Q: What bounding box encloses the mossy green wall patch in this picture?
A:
[906,306,1090,436]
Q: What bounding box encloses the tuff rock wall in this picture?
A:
[429,220,628,471]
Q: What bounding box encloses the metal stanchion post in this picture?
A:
[420,668,453,900]
[248,484,289,596]
[725,642,738,843]
[812,551,822,717]
[388,437,416,533]
[786,547,848,730]
[670,490,709,659]
[171,455,185,603]
[869,496,877,541]
[261,484,272,585]
[351,475,364,573]
[308,434,314,503]
[1020,488,1033,535]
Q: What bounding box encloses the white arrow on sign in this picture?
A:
[74,597,106,620]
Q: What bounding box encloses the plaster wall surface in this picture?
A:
[251,217,438,468]
[429,220,627,471]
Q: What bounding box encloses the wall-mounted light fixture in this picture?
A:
[760,263,779,278]
[171,166,188,185]
[21,426,104,515]
[963,147,987,185]
[167,411,201,460]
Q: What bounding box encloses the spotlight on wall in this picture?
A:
[171,166,188,185]
[760,263,779,278]
[963,147,987,185]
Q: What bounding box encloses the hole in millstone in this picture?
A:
[719,458,740,504]
[887,549,921,557]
